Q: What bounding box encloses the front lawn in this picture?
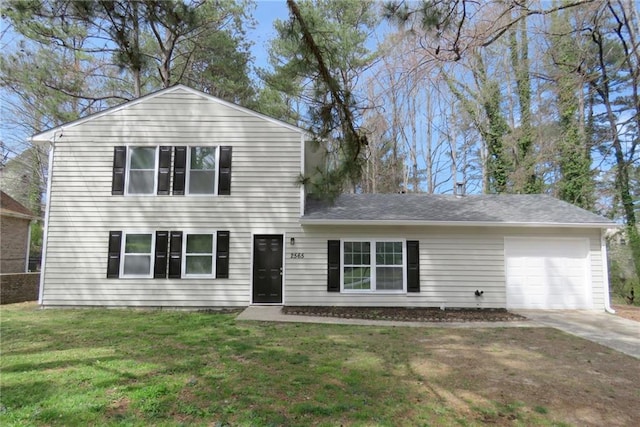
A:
[1,303,638,426]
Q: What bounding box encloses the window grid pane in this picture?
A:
[130,147,156,169]
[186,255,213,275]
[190,147,216,170]
[376,267,403,290]
[128,171,155,194]
[123,255,152,275]
[189,170,216,194]
[343,267,371,290]
[186,234,213,254]
[376,241,403,266]
[125,234,152,254]
[343,241,370,265]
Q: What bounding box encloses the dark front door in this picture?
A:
[253,235,283,303]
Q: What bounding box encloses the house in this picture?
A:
[31,85,615,310]
[0,191,37,273]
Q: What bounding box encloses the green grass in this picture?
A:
[1,303,638,426]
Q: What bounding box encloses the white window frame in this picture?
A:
[120,231,155,279]
[181,230,217,278]
[125,146,159,196]
[340,239,407,293]
[185,146,219,196]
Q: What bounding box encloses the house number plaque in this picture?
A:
[290,253,305,259]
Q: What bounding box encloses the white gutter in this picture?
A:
[37,132,57,305]
[0,210,38,220]
[601,230,616,314]
[25,219,33,273]
[300,218,615,229]
[300,133,305,217]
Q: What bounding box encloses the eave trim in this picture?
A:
[299,218,616,229]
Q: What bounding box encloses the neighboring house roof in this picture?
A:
[31,84,307,142]
[0,191,36,220]
[302,193,614,228]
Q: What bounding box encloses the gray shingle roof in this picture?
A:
[303,194,613,227]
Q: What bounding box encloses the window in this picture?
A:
[182,232,216,277]
[121,232,154,277]
[127,147,157,194]
[343,242,371,290]
[375,242,404,290]
[342,240,405,292]
[187,146,217,195]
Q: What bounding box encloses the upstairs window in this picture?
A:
[127,147,158,194]
[187,147,217,195]
[113,145,231,196]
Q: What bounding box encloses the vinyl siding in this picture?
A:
[41,88,304,307]
[284,226,606,309]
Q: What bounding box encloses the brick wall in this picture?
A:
[1,215,30,273]
[0,273,40,304]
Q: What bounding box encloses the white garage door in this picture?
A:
[505,238,592,309]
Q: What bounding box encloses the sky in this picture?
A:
[251,0,290,71]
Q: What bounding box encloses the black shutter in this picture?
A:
[173,147,186,195]
[216,231,230,278]
[157,146,171,195]
[407,240,420,292]
[218,146,232,195]
[168,231,183,278]
[107,231,122,278]
[111,146,126,195]
[154,231,169,278]
[327,240,340,292]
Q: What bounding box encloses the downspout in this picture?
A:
[300,133,305,217]
[25,219,33,272]
[601,229,616,314]
[37,132,57,306]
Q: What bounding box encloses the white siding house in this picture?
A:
[32,85,615,310]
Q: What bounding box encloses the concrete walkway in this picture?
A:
[515,310,640,359]
[237,306,640,359]
[236,305,535,329]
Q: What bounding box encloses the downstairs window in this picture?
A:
[342,240,405,292]
[183,232,216,277]
[122,232,154,278]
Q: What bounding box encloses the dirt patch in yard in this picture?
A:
[282,306,526,322]
[406,327,640,426]
[612,304,640,322]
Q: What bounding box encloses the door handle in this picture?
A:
[280,267,283,276]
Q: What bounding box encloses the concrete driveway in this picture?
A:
[516,310,640,359]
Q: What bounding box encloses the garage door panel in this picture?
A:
[505,238,592,309]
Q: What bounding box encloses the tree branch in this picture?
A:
[286,0,367,158]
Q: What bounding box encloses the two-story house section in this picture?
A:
[32,85,315,308]
[33,85,615,311]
